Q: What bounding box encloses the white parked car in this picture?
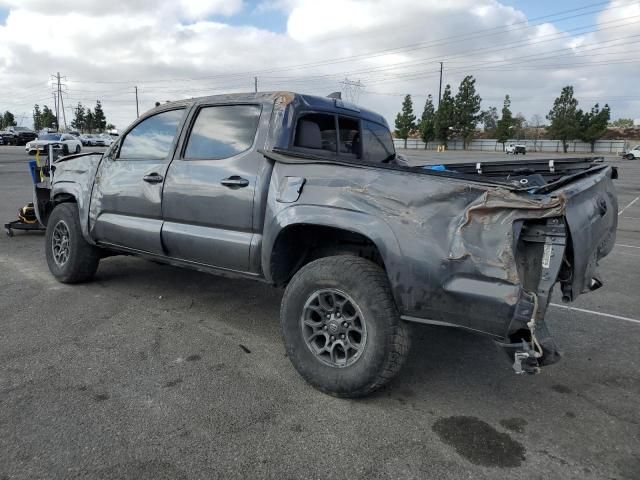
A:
[79,134,95,146]
[624,145,639,160]
[95,134,114,147]
[505,143,527,155]
[25,133,82,156]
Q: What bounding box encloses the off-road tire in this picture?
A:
[281,255,410,397]
[45,203,100,283]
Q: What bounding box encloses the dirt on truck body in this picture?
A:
[36,91,618,396]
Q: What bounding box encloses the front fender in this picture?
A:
[50,154,103,244]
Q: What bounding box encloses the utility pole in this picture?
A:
[438,62,443,108]
[52,92,58,130]
[52,72,68,131]
[135,86,139,117]
[254,76,258,93]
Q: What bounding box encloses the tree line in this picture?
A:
[32,100,113,133]
[394,78,616,153]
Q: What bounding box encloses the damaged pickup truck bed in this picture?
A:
[36,91,618,397]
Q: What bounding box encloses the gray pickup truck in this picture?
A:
[35,91,618,397]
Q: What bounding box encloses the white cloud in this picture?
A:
[0,0,637,130]
[179,0,244,20]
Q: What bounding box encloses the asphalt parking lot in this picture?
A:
[1,145,639,479]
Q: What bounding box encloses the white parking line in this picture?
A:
[550,303,640,325]
[618,195,639,216]
[618,251,640,258]
[616,244,640,249]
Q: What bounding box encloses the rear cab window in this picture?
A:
[293,113,337,155]
[361,120,395,164]
[292,113,394,164]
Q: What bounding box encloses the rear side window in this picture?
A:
[119,109,184,160]
[294,114,336,154]
[362,120,395,163]
[184,105,261,160]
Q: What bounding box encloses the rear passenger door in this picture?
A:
[161,103,263,272]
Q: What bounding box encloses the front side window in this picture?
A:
[184,105,261,160]
[119,109,184,160]
[362,120,395,164]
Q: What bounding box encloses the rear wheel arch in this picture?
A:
[267,210,404,293]
[269,224,391,286]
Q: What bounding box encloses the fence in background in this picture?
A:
[394,138,631,154]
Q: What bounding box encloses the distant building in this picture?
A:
[634,119,640,127]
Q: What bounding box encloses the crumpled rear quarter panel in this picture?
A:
[266,161,566,337]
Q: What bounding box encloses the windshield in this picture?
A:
[39,134,62,141]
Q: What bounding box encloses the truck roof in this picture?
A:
[149,91,388,127]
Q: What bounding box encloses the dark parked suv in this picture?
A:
[2,126,37,145]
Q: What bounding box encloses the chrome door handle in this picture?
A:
[143,173,164,183]
[221,176,249,188]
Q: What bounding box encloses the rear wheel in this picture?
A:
[281,256,410,397]
[45,203,100,283]
[75,145,81,154]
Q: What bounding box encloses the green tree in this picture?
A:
[547,85,581,153]
[394,94,416,148]
[453,75,482,149]
[481,107,498,134]
[609,118,633,128]
[71,102,86,132]
[435,84,455,147]
[496,95,514,150]
[579,103,610,152]
[41,105,58,129]
[93,100,107,132]
[84,108,94,133]
[2,111,17,129]
[418,94,436,148]
[33,104,43,131]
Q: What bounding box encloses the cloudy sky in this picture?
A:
[0,0,638,130]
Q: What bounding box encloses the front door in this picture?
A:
[89,108,186,254]
[161,103,264,272]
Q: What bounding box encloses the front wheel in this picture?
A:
[45,203,100,283]
[626,153,636,160]
[280,256,410,397]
